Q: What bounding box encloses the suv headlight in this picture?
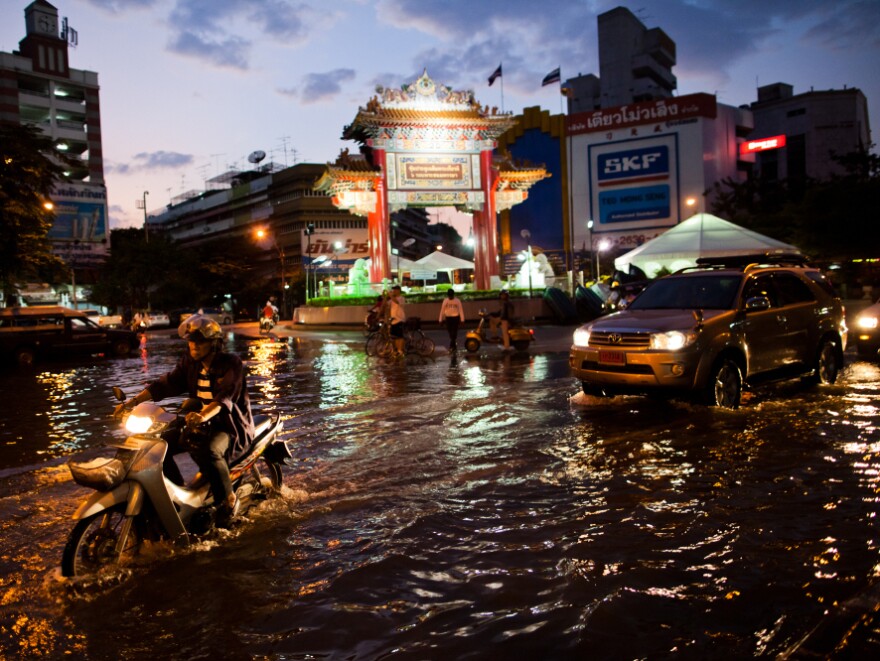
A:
[573,328,591,347]
[856,314,878,330]
[650,330,696,351]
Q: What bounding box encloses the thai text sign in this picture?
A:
[389,154,476,190]
[567,93,717,135]
[740,134,786,155]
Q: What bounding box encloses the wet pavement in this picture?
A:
[0,319,879,659]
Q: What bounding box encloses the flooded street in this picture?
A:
[1,328,880,658]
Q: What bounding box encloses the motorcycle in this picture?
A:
[464,309,535,353]
[259,315,276,334]
[62,387,290,578]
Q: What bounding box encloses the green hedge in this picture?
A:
[307,288,534,308]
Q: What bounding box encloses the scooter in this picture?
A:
[259,314,276,334]
[464,309,535,353]
[62,387,290,579]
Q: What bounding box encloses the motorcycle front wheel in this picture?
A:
[61,504,141,578]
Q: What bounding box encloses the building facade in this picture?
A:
[747,82,871,183]
[1,0,107,305]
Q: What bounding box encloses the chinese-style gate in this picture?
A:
[315,71,549,290]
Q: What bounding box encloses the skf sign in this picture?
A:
[598,146,669,186]
[740,134,787,155]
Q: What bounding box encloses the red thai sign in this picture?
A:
[740,134,787,154]
[566,93,718,135]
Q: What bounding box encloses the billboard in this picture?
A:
[588,134,679,232]
[302,228,369,268]
[49,183,109,267]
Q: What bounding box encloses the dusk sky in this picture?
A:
[2,0,878,233]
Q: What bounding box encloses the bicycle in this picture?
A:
[364,318,434,358]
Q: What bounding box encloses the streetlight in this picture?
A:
[397,237,415,282]
[304,223,315,302]
[255,228,286,321]
[333,241,344,276]
[597,239,611,279]
[586,220,594,280]
[520,229,532,298]
[143,191,149,243]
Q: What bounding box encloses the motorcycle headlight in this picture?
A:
[573,328,591,347]
[650,330,696,351]
[125,413,154,434]
[857,315,878,330]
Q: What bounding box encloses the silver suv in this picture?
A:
[569,254,847,408]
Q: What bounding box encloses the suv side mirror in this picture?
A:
[745,296,771,312]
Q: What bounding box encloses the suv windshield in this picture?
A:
[629,274,742,310]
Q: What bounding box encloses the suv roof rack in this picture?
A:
[693,252,810,269]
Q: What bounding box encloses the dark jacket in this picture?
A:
[147,351,255,461]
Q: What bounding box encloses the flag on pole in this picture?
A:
[542,67,561,87]
[488,64,502,87]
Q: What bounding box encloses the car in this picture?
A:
[0,306,139,367]
[144,311,170,328]
[853,298,880,358]
[82,308,124,328]
[569,253,847,409]
[190,307,234,325]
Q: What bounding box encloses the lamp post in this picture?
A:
[597,239,611,279]
[255,228,286,321]
[333,241,344,276]
[520,229,532,298]
[304,223,314,302]
[142,191,149,243]
[586,220,594,281]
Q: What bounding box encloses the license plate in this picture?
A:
[598,350,625,365]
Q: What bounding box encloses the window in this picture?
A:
[774,273,815,306]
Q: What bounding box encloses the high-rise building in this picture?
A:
[1,1,108,305]
[565,6,677,114]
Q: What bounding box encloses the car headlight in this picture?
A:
[856,315,878,330]
[572,328,591,347]
[650,330,695,351]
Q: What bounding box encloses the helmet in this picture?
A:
[178,314,222,342]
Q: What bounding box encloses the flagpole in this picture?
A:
[500,68,505,114]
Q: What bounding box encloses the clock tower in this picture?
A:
[19,1,68,76]
[25,0,59,39]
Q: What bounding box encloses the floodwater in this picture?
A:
[1,328,879,659]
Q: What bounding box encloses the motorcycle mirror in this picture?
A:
[179,398,202,414]
[112,386,125,402]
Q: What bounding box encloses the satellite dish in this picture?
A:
[247,150,266,164]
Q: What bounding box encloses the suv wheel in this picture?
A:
[703,358,742,409]
[806,338,840,385]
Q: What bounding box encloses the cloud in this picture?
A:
[279,69,357,103]
[164,0,332,69]
[81,0,158,12]
[108,151,194,175]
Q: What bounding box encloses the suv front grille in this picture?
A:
[590,331,650,348]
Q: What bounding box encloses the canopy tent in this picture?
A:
[413,250,475,272]
[613,213,801,278]
[365,256,419,272]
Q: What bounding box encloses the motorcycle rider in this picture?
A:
[489,290,514,351]
[114,314,255,526]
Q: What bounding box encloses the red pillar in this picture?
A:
[368,149,391,283]
[474,149,498,290]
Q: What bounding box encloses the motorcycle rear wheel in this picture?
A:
[62,504,141,578]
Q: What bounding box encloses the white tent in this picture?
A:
[365,256,419,273]
[614,213,801,278]
[413,250,475,272]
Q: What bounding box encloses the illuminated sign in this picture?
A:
[598,146,669,186]
[740,134,787,155]
[388,154,478,191]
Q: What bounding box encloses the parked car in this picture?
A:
[0,306,138,367]
[82,308,124,328]
[569,253,847,409]
[191,307,234,325]
[853,298,880,358]
[144,311,170,328]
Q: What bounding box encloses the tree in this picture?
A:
[0,124,72,299]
